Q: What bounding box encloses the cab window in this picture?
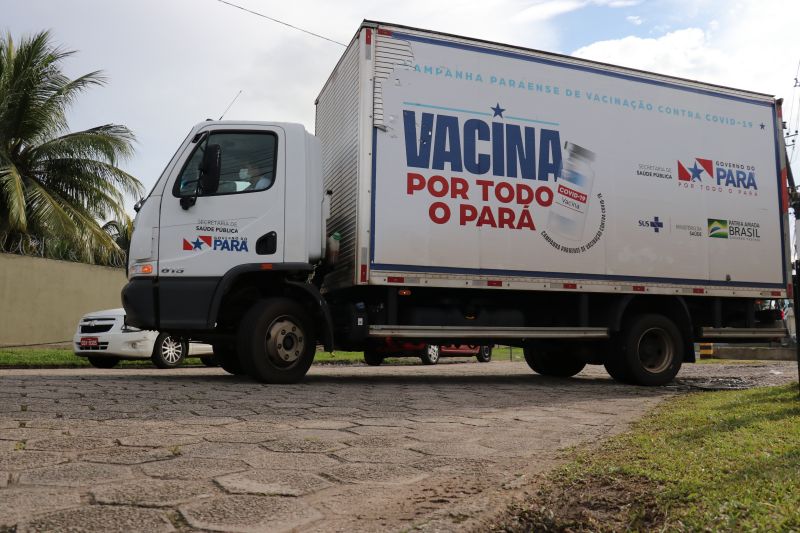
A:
[173,131,277,197]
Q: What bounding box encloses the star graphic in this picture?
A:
[491,103,505,118]
[688,162,704,182]
[192,238,204,250]
[760,123,765,130]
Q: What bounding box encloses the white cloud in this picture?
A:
[572,0,798,100]
[626,15,643,25]
[596,0,641,6]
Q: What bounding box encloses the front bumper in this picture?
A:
[73,330,158,359]
[122,278,158,330]
[123,276,221,331]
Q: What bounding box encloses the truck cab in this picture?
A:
[123,121,331,381]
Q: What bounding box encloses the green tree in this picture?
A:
[0,30,143,264]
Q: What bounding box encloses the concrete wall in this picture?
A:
[0,254,126,347]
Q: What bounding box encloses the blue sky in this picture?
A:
[4,0,798,199]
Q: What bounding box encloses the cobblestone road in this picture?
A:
[1,360,797,532]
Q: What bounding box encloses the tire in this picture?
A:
[523,345,585,377]
[237,298,316,384]
[420,344,440,365]
[606,314,683,386]
[476,345,493,363]
[363,350,383,366]
[150,333,187,369]
[213,344,246,375]
[87,356,119,369]
[200,356,218,367]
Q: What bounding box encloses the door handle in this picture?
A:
[256,232,277,255]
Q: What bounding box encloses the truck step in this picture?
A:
[368,325,609,339]
[700,327,788,339]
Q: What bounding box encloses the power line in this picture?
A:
[215,0,346,47]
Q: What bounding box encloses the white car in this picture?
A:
[73,308,213,369]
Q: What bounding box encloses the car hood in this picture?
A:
[82,308,125,319]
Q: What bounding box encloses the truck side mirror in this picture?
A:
[200,144,221,194]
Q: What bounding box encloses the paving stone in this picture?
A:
[244,450,341,471]
[0,428,58,441]
[25,436,114,452]
[91,478,217,507]
[325,462,427,484]
[117,433,204,447]
[80,446,177,464]
[203,431,275,444]
[292,419,355,430]
[0,450,68,471]
[18,462,134,487]
[410,440,500,458]
[171,416,241,426]
[353,417,415,428]
[0,487,81,528]
[179,441,263,459]
[20,505,174,533]
[333,446,426,464]
[216,469,334,496]
[260,437,346,453]
[341,435,411,448]
[140,456,250,480]
[180,494,322,533]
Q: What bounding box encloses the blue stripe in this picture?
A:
[505,115,560,127]
[403,101,492,116]
[369,127,377,265]
[370,262,784,289]
[771,107,788,286]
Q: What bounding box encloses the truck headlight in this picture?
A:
[129,262,155,277]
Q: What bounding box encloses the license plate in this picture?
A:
[80,337,99,348]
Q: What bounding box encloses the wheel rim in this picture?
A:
[161,336,183,364]
[264,315,305,368]
[637,327,673,374]
[427,345,439,363]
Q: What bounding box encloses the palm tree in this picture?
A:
[0,30,143,264]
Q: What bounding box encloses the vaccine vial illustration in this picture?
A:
[548,142,597,240]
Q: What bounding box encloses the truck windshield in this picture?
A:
[173,131,277,197]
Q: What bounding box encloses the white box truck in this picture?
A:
[122,21,792,385]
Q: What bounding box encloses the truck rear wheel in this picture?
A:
[523,345,585,377]
[606,314,683,386]
[237,298,316,384]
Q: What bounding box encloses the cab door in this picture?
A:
[156,124,285,328]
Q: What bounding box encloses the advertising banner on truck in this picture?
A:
[370,30,784,288]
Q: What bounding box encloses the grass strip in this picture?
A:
[0,348,423,367]
[496,384,800,532]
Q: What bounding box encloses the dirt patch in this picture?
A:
[492,473,665,532]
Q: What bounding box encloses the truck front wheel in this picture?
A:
[523,344,585,377]
[606,314,683,386]
[238,298,316,384]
